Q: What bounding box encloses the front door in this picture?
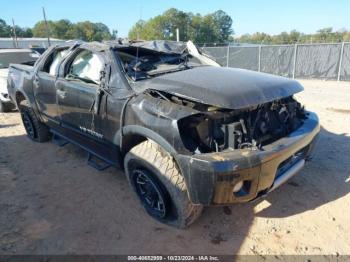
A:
[56,48,104,137]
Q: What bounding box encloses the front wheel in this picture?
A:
[124,140,203,228]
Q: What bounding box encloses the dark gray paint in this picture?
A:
[7,41,319,206]
[133,66,304,109]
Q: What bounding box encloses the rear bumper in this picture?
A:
[176,112,320,205]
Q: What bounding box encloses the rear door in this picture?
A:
[34,47,68,122]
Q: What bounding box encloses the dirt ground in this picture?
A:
[0,79,349,255]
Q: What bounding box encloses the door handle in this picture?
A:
[57,89,67,99]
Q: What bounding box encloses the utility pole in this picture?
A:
[42,7,51,47]
[11,18,18,48]
[176,28,180,42]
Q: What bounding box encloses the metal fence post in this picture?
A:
[292,44,298,79]
[337,42,345,81]
[258,45,262,72]
[226,45,230,67]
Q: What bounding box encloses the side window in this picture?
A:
[49,49,68,75]
[42,48,68,76]
[67,50,103,84]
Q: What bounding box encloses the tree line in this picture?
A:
[233,28,350,45]
[0,18,116,41]
[0,19,33,37]
[1,8,233,43]
[2,12,350,45]
[128,8,233,43]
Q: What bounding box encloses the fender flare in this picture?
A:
[14,90,31,107]
[15,90,42,120]
[114,125,178,156]
[114,125,201,203]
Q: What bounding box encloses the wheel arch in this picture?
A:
[116,125,203,211]
[115,125,179,165]
[15,91,27,107]
[15,90,43,121]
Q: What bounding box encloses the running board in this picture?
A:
[87,153,112,171]
[50,129,114,171]
[52,133,69,147]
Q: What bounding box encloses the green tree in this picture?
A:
[15,26,33,37]
[33,19,112,41]
[32,20,55,38]
[0,19,11,37]
[128,8,233,43]
[272,31,291,44]
[288,30,302,43]
[343,31,350,42]
[128,20,146,40]
[52,19,72,38]
[213,10,234,43]
[234,28,349,45]
[0,19,33,37]
[315,27,333,42]
[92,22,113,41]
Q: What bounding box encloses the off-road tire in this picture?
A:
[19,100,51,142]
[124,140,203,228]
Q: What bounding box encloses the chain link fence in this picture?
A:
[201,42,350,81]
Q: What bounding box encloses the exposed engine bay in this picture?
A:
[150,91,306,153]
[115,41,308,155]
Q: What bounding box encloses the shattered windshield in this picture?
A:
[0,51,40,69]
[114,47,204,81]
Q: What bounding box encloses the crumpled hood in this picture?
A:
[134,66,303,109]
[0,68,9,94]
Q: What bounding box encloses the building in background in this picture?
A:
[0,38,65,49]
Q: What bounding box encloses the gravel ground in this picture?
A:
[0,79,349,255]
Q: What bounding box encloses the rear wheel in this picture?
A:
[124,140,203,228]
[19,100,51,142]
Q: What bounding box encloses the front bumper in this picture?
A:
[176,112,320,205]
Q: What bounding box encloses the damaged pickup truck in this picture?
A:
[7,40,320,228]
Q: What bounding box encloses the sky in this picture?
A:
[1,0,350,37]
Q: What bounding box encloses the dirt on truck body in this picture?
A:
[6,40,320,228]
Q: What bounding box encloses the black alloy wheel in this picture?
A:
[21,111,36,139]
[132,169,168,219]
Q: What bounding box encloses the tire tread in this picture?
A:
[19,100,51,142]
[126,140,203,228]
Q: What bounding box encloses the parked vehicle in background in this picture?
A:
[7,40,319,228]
[0,49,40,112]
[30,47,47,54]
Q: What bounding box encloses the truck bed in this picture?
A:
[7,64,35,106]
